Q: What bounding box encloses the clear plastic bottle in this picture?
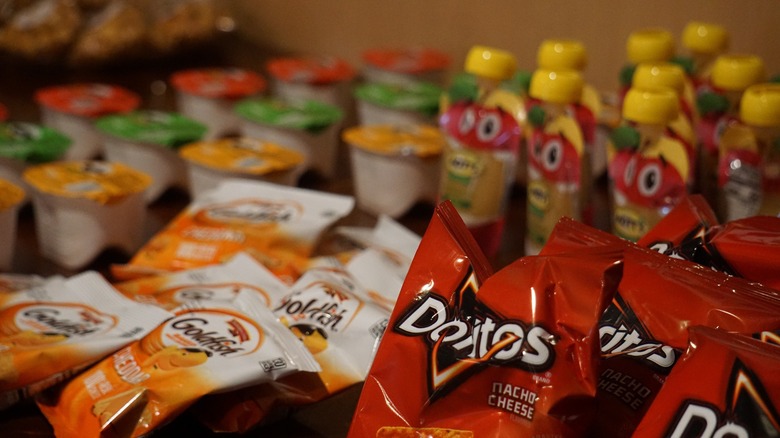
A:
[680,21,729,95]
[632,62,697,188]
[608,87,688,241]
[537,39,605,183]
[525,69,585,254]
[438,45,523,260]
[697,54,766,209]
[718,83,780,219]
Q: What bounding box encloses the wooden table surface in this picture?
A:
[0,32,611,437]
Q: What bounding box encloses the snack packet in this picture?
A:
[639,194,780,289]
[542,217,780,437]
[112,179,354,284]
[114,253,287,311]
[37,289,320,438]
[0,272,171,410]
[347,202,622,437]
[195,257,392,433]
[633,326,780,437]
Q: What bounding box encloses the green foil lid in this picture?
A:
[234,99,343,133]
[0,122,71,163]
[96,110,206,148]
[354,82,442,116]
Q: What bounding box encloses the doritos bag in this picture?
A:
[639,194,780,289]
[347,202,622,437]
[633,326,780,437]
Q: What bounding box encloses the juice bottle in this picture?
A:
[438,45,523,260]
[632,62,697,188]
[618,28,675,107]
[537,39,605,183]
[608,87,689,241]
[697,54,765,209]
[525,69,585,254]
[718,83,780,219]
[679,21,729,95]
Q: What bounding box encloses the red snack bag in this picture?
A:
[348,202,622,437]
[639,194,780,289]
[633,326,780,437]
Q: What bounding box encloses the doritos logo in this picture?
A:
[664,360,780,437]
[394,269,556,401]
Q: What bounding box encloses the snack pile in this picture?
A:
[0,16,779,438]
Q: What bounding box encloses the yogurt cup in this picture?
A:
[235,98,343,178]
[0,121,71,196]
[22,160,152,270]
[343,124,444,218]
[96,110,206,203]
[0,178,25,271]
[266,55,355,121]
[179,136,305,197]
[361,47,451,87]
[354,82,442,126]
[170,67,267,140]
[34,83,140,159]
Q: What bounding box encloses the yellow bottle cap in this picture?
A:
[711,54,766,91]
[682,21,729,54]
[529,69,583,104]
[622,87,680,125]
[537,39,587,71]
[740,83,780,128]
[626,28,675,64]
[464,45,517,81]
[632,62,686,94]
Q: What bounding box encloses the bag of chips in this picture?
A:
[347,202,622,437]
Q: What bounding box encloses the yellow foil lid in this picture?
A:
[632,62,686,94]
[740,83,780,128]
[529,69,583,104]
[23,161,151,204]
[464,45,517,82]
[626,28,675,64]
[682,21,729,54]
[711,54,766,91]
[622,87,680,125]
[342,124,444,157]
[0,178,24,210]
[537,39,587,71]
[179,137,304,174]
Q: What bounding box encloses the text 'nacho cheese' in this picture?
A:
[38,290,320,438]
[113,179,354,284]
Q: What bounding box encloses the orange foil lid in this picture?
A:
[342,124,444,157]
[266,56,356,84]
[179,137,304,174]
[0,178,24,210]
[23,160,151,204]
[362,47,451,74]
[170,67,267,99]
[34,83,140,117]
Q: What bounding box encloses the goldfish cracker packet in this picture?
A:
[347,202,622,437]
[639,194,780,290]
[542,217,780,437]
[112,178,355,284]
[37,289,320,438]
[0,271,172,410]
[633,326,780,437]
[334,214,422,264]
[114,252,288,311]
[195,256,392,433]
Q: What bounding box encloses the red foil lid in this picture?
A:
[362,47,451,74]
[34,83,140,117]
[266,56,356,85]
[170,67,267,99]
